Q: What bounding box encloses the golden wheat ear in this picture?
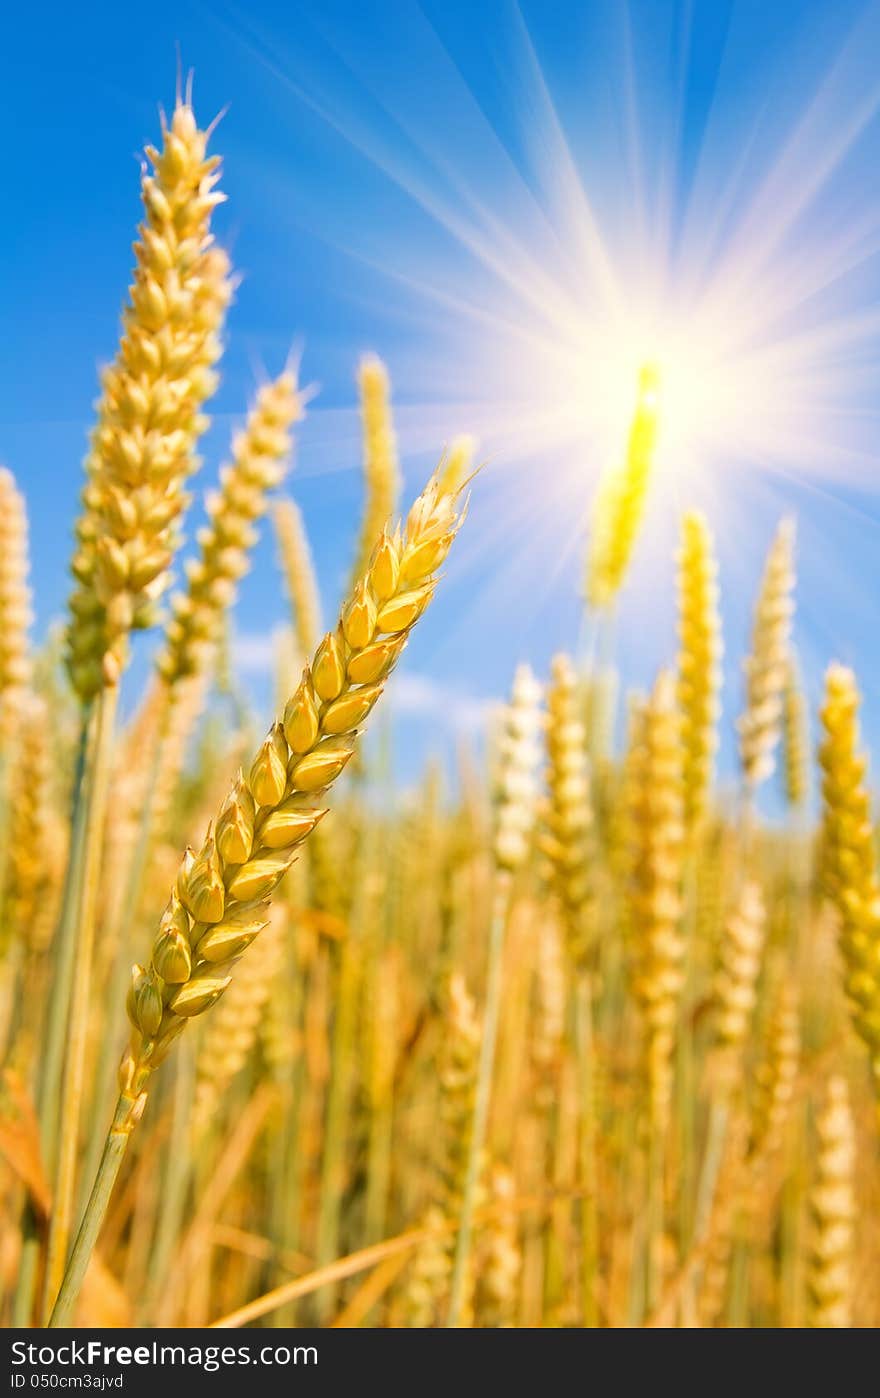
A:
[66,101,233,701]
[819,663,880,1111]
[808,1076,856,1328]
[676,510,722,833]
[738,517,796,794]
[157,371,303,687]
[47,460,469,1328]
[352,354,402,585]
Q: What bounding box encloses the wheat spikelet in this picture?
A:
[157,373,301,686]
[0,467,33,746]
[676,510,722,830]
[818,664,880,1105]
[493,665,542,873]
[627,669,685,1131]
[782,651,809,809]
[476,1164,521,1327]
[541,654,596,971]
[737,519,795,792]
[274,497,323,659]
[808,1076,855,1328]
[353,355,401,583]
[713,880,766,1076]
[66,102,232,699]
[586,364,660,610]
[117,464,467,1125]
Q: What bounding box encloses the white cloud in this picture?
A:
[233,630,279,674]
[390,672,495,735]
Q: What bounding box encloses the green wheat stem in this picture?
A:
[48,1092,134,1328]
[42,684,119,1322]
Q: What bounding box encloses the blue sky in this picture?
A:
[3,0,880,801]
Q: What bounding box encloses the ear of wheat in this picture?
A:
[586,365,660,611]
[628,669,686,1133]
[274,496,323,659]
[738,519,795,793]
[66,103,232,700]
[353,355,402,584]
[49,462,467,1326]
[677,510,722,831]
[808,1076,855,1328]
[157,372,302,687]
[542,653,596,971]
[818,663,880,1107]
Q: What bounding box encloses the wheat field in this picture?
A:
[1,95,879,1332]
